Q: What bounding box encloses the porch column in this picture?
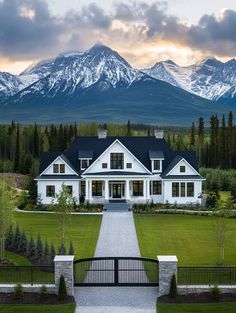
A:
[88,180,92,201]
[146,180,150,201]
[85,179,89,201]
[126,180,130,200]
[143,180,147,199]
[104,180,109,201]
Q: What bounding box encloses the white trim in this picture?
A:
[35,178,80,181]
[166,157,200,176]
[82,139,152,175]
[40,156,78,176]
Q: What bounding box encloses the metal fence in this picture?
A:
[0,265,54,285]
[178,266,236,285]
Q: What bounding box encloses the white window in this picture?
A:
[152,159,162,172]
[81,159,90,170]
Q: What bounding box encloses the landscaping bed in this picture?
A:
[159,292,236,304]
[0,293,74,305]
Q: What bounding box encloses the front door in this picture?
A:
[113,183,122,198]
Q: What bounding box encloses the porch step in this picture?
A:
[104,202,130,212]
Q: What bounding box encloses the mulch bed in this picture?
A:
[159,293,236,304]
[0,293,75,305]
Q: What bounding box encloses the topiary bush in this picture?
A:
[14,283,23,299]
[58,275,67,300]
[169,274,178,298]
[210,284,221,301]
[39,285,48,301]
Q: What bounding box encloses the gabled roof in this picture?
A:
[38,136,200,177]
[149,150,164,159]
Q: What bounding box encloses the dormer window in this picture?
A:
[154,160,160,171]
[110,153,124,169]
[81,159,90,170]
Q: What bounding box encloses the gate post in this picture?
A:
[54,255,75,296]
[157,255,178,297]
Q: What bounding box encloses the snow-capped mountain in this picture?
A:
[142,57,236,101]
[0,44,235,125]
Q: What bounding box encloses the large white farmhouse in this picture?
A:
[35,129,204,205]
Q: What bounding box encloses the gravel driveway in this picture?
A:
[75,212,158,313]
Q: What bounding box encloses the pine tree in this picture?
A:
[220,115,227,168]
[5,225,14,250]
[44,239,49,264]
[13,224,21,250]
[36,234,43,261]
[198,117,205,166]
[58,243,66,255]
[127,120,131,136]
[228,111,233,168]
[50,242,56,263]
[14,123,20,172]
[33,123,39,158]
[18,230,28,253]
[28,235,36,257]
[68,241,74,255]
[189,122,195,147]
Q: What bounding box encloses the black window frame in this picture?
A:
[126,163,132,169]
[53,164,59,173]
[46,185,55,197]
[153,160,161,171]
[180,182,185,197]
[66,185,73,195]
[180,165,186,173]
[172,182,179,197]
[110,153,124,169]
[92,181,103,197]
[60,164,65,173]
[102,163,108,169]
[133,181,144,197]
[152,181,162,195]
[187,182,194,197]
[81,159,89,170]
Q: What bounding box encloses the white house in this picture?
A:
[35,129,205,205]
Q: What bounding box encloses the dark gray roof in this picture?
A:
[83,171,150,176]
[78,150,93,159]
[38,136,199,177]
[35,175,79,180]
[161,175,205,180]
[149,150,164,159]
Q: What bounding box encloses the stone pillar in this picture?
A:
[126,180,130,200]
[54,255,75,296]
[157,255,178,297]
[104,180,109,201]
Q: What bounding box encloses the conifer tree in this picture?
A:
[13,224,21,250]
[28,235,36,257]
[68,241,74,255]
[36,234,43,261]
[189,122,195,147]
[50,242,56,263]
[18,230,28,253]
[5,224,14,250]
[44,239,49,264]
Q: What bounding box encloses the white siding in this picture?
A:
[163,180,202,205]
[37,180,80,205]
[85,141,149,174]
[43,157,77,175]
[167,159,198,176]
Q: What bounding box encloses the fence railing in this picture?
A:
[178,266,236,285]
[0,265,54,285]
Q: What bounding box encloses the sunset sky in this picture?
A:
[1,0,236,74]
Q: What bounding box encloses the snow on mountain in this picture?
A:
[142,57,236,101]
[0,72,22,102]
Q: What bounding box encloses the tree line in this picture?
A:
[0,113,236,177]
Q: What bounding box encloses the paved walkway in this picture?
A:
[75,212,158,313]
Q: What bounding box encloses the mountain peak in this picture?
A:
[196,57,222,67]
[88,44,113,54]
[163,60,178,66]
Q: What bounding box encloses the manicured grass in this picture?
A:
[0,304,75,313]
[14,213,102,260]
[5,251,32,265]
[134,214,236,265]
[158,302,236,313]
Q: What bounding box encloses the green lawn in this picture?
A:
[158,302,236,313]
[14,213,102,260]
[134,214,236,265]
[5,251,32,265]
[0,304,75,313]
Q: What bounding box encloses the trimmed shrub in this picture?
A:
[58,275,67,300]
[14,283,23,299]
[68,241,74,255]
[169,274,178,298]
[39,285,48,301]
[210,284,221,301]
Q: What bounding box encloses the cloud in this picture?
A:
[0,0,236,67]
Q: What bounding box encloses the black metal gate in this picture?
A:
[74,257,159,286]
